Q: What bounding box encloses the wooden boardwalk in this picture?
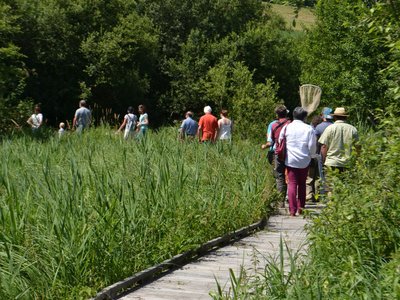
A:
[120,215,308,300]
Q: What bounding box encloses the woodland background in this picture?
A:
[1,0,399,137]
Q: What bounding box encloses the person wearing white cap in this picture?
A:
[198,106,218,142]
[319,107,359,172]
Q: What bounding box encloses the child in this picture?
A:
[117,106,138,139]
[58,122,66,138]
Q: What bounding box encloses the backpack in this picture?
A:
[275,124,288,162]
[126,114,136,131]
[271,119,289,147]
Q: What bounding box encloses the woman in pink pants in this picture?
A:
[279,107,316,216]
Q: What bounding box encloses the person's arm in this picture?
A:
[318,128,330,163]
[321,144,328,164]
[73,116,77,128]
[88,110,92,127]
[217,119,222,130]
[27,115,33,126]
[117,116,127,132]
[262,122,274,149]
[215,119,222,141]
[213,120,219,142]
[261,142,271,150]
[133,116,137,129]
[198,118,203,142]
[179,120,186,140]
[309,130,317,158]
[197,126,202,142]
[142,114,149,126]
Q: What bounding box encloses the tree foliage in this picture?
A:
[299,0,399,116]
[1,0,295,133]
[81,12,159,110]
[0,0,398,134]
[0,3,29,134]
[367,0,400,104]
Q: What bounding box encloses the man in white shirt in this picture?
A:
[279,107,316,216]
[73,100,91,133]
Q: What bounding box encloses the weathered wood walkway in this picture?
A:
[120,214,308,300]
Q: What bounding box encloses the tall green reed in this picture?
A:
[0,126,274,299]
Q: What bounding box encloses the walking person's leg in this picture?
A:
[274,155,287,206]
[306,158,317,202]
[296,166,309,213]
[286,166,298,216]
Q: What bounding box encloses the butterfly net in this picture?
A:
[299,84,322,115]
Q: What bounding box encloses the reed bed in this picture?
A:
[0,127,274,299]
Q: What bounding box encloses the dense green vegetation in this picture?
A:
[0,0,302,136]
[1,0,400,298]
[213,0,400,299]
[2,0,398,136]
[0,128,274,299]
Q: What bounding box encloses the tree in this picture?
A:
[163,10,300,121]
[204,62,280,139]
[0,3,29,134]
[9,0,143,124]
[235,21,301,109]
[299,0,389,116]
[81,12,159,118]
[366,0,400,106]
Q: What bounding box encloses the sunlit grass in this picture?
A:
[270,4,316,31]
[0,126,274,299]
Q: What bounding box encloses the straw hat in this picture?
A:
[331,107,349,117]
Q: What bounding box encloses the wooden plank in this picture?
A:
[120,215,309,299]
[91,217,267,300]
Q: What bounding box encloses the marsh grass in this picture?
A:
[0,126,274,299]
[213,113,400,299]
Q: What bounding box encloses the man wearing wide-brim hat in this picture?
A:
[319,107,359,173]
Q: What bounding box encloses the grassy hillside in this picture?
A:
[271,4,316,31]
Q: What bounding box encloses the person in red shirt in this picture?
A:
[198,106,218,142]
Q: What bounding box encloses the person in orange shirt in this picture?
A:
[198,106,218,142]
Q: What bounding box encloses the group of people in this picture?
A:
[263,105,359,217]
[178,106,232,143]
[116,104,149,139]
[27,99,359,218]
[27,101,149,139]
[26,101,232,143]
